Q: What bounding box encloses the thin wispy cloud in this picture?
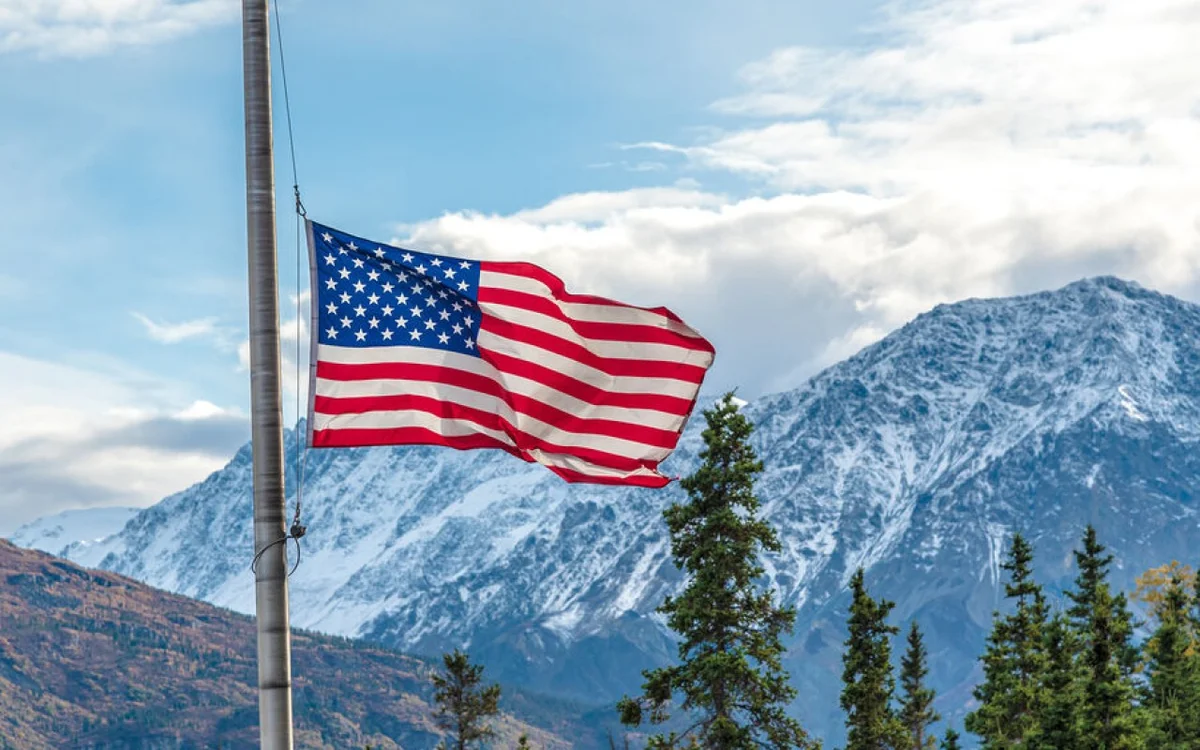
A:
[0,0,237,57]
[588,159,670,173]
[132,312,231,345]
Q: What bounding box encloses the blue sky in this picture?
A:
[2,0,1198,531]
[0,0,877,410]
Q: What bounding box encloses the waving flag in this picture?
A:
[306,220,714,487]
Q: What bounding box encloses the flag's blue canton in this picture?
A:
[311,222,482,356]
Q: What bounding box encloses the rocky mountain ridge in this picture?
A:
[0,539,589,749]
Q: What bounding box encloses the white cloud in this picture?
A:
[0,0,237,57]
[176,399,240,420]
[0,350,245,534]
[587,159,669,173]
[397,0,1200,395]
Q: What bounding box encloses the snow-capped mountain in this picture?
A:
[21,276,1200,743]
[7,506,139,558]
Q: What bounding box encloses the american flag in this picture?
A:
[306,220,714,487]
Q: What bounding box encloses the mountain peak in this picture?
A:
[1062,274,1145,294]
[1040,274,1170,312]
[864,274,1192,375]
[918,274,1165,325]
[794,274,1199,448]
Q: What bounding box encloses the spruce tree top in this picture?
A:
[678,393,767,518]
[1068,525,1113,625]
[617,392,816,749]
[899,620,940,749]
[665,392,783,619]
[841,568,904,750]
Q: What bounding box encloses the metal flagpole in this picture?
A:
[241,0,295,748]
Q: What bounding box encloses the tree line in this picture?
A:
[403,395,1200,748]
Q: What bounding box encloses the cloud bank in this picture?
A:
[399,0,1200,395]
[0,351,247,534]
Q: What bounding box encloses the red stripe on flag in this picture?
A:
[480,316,708,383]
[478,287,715,353]
[311,426,519,454]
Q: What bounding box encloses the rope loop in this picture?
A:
[251,533,304,578]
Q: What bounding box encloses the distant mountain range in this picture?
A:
[0,539,601,749]
[10,506,139,559]
[12,276,1200,745]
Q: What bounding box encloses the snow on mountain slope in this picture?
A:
[7,506,139,559]
[22,276,1200,743]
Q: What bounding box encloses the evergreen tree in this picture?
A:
[1067,526,1112,631]
[1080,584,1141,749]
[431,649,502,750]
[1030,613,1082,750]
[964,533,1049,747]
[841,568,907,750]
[616,394,817,749]
[939,729,962,750]
[517,734,533,749]
[1143,570,1200,747]
[898,621,939,749]
[1067,526,1138,673]
[1064,528,1141,750]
